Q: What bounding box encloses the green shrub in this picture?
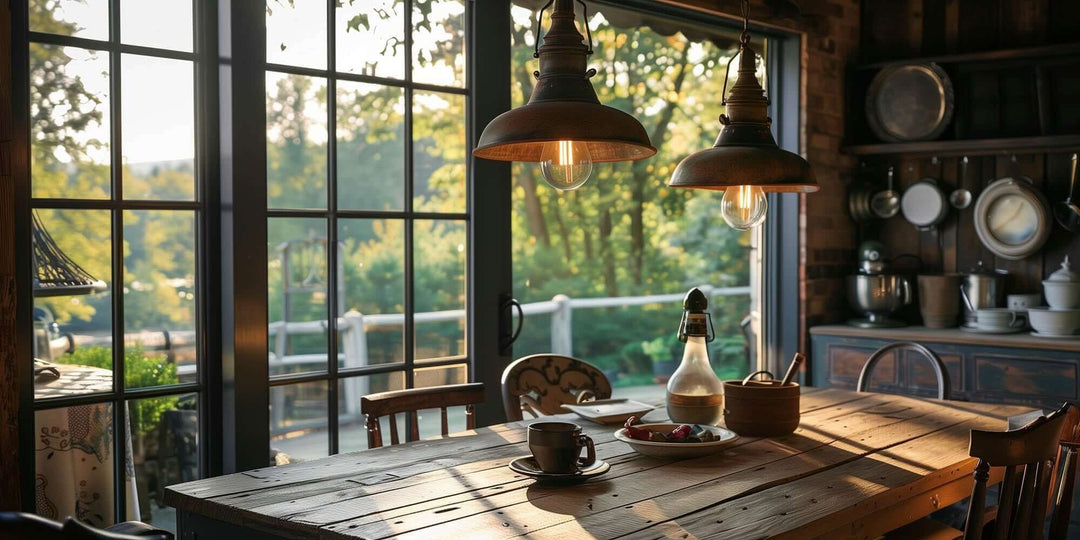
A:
[56,346,180,440]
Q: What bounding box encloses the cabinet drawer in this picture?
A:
[826,343,896,390]
[974,354,1077,400]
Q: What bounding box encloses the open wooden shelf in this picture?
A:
[842,134,1080,157]
[854,42,1080,71]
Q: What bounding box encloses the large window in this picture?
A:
[510,3,763,392]
[26,0,205,532]
[263,0,471,462]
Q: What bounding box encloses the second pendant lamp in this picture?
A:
[473,0,656,190]
[668,0,817,230]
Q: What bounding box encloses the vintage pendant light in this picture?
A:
[668,0,817,229]
[473,0,656,191]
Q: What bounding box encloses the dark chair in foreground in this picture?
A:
[361,382,485,448]
[0,512,171,540]
[890,402,1080,539]
[857,341,951,400]
[501,354,612,422]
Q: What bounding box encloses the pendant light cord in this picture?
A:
[533,0,595,59]
[721,0,762,106]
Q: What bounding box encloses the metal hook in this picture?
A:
[532,0,594,59]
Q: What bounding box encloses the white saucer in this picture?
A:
[960,326,1025,335]
[1029,331,1080,339]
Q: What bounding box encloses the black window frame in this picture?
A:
[13,0,219,520]
[13,0,803,510]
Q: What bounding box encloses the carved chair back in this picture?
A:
[501,354,612,421]
[361,382,485,448]
[857,341,951,400]
[963,402,1073,540]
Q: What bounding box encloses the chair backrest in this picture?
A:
[1049,404,1080,539]
[964,402,1072,540]
[856,341,950,400]
[360,382,485,448]
[0,513,170,540]
[500,354,612,422]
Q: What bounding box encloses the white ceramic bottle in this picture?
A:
[666,288,725,425]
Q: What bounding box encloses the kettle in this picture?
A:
[960,261,1008,328]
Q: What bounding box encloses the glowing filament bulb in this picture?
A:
[720,185,768,230]
[540,140,593,191]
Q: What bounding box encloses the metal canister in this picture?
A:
[960,261,1008,327]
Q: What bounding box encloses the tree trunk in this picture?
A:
[548,195,572,263]
[518,168,550,248]
[599,207,618,297]
[630,43,690,285]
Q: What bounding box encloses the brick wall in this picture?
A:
[665,0,861,358]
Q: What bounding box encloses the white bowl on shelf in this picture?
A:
[1027,308,1080,336]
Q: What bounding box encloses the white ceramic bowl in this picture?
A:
[1028,308,1080,336]
[614,423,739,459]
[1043,281,1080,309]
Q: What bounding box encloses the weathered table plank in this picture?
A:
[165,387,1033,539]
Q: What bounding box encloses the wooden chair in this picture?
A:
[500,354,612,421]
[361,382,485,448]
[888,402,1079,539]
[0,512,172,540]
[857,341,951,400]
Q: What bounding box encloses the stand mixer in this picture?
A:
[846,241,912,328]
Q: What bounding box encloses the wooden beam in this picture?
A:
[0,0,19,512]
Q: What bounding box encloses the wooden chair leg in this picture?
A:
[965,460,991,540]
[1050,447,1078,539]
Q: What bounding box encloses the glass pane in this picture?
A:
[268,218,329,377]
[336,0,405,79]
[412,91,465,213]
[338,219,404,368]
[30,0,109,41]
[338,372,405,453]
[122,55,195,201]
[270,381,328,463]
[414,220,465,361]
[33,209,112,400]
[120,0,193,51]
[266,0,327,69]
[411,0,466,87]
[35,403,119,527]
[510,7,755,392]
[267,72,328,210]
[30,44,111,199]
[414,363,467,387]
[123,210,196,388]
[126,393,198,533]
[336,82,405,211]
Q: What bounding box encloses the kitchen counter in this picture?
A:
[810,325,1080,353]
[810,325,1080,409]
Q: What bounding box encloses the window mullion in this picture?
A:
[326,0,340,457]
[108,0,127,523]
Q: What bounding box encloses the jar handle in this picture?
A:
[742,370,774,386]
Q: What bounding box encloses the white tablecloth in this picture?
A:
[35,365,139,527]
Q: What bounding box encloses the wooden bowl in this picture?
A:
[722,380,800,437]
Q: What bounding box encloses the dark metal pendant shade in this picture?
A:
[473,0,656,163]
[668,33,817,193]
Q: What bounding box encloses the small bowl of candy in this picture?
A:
[614,417,739,459]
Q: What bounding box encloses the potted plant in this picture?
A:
[643,334,681,384]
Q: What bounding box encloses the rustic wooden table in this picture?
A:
[165,387,1033,539]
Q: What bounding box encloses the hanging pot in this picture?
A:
[901,177,948,230]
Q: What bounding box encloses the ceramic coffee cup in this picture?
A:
[527,422,596,474]
[1007,293,1042,311]
[975,308,1026,331]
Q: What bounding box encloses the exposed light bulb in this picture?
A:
[720,185,768,230]
[540,140,592,191]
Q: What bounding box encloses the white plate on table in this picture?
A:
[563,399,656,425]
[615,423,739,459]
